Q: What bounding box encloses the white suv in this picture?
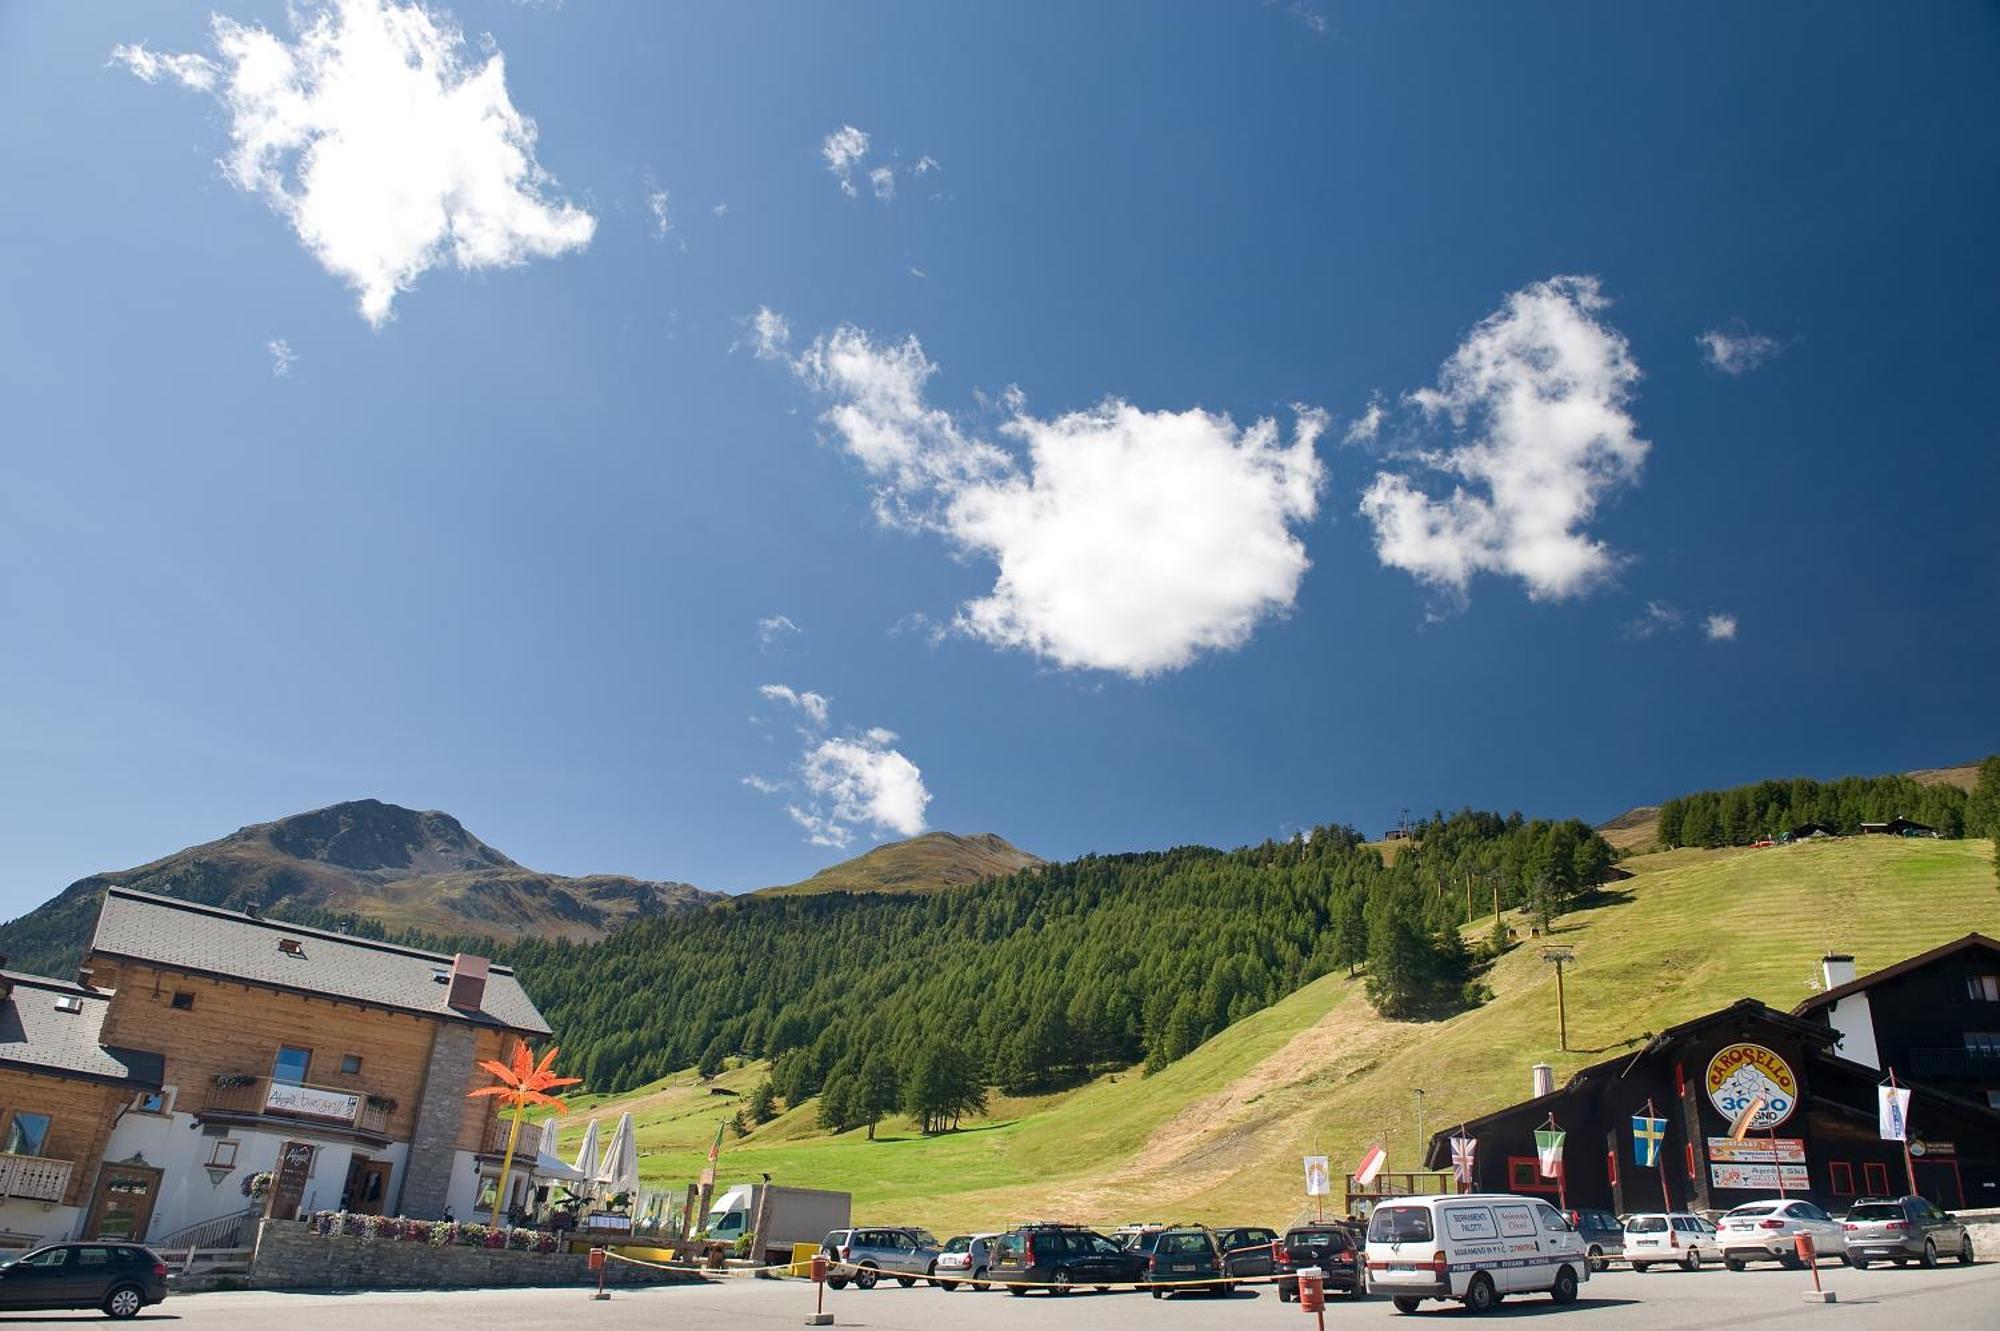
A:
[1624,1213,1724,1271]
[1715,1200,1846,1270]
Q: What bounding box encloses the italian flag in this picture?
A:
[1535,1128,1566,1178]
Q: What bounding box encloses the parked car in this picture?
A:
[1624,1213,1725,1271]
[989,1223,1148,1295]
[1364,1194,1589,1313]
[934,1232,1001,1290]
[1841,1196,1974,1268]
[0,1243,168,1320]
[1214,1225,1280,1278]
[1275,1223,1363,1301]
[1569,1209,1625,1271]
[1140,1226,1230,1298]
[1108,1222,1168,1250]
[1715,1200,1846,1270]
[819,1227,943,1289]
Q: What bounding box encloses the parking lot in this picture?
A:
[24,1261,1994,1330]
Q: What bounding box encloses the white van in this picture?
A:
[1364,1193,1590,1313]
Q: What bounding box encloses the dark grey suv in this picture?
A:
[0,1243,168,1319]
[1841,1197,1974,1268]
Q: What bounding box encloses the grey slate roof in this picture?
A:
[89,888,551,1036]
[0,971,164,1087]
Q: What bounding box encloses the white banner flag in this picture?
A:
[1303,1156,1331,1197]
[1878,1085,1912,1142]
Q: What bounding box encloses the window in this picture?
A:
[1536,1205,1574,1235]
[271,1045,312,1084]
[1368,1207,1435,1244]
[76,1247,111,1266]
[1863,1162,1891,1196]
[132,1090,170,1115]
[1965,975,2000,1002]
[1830,1161,1855,1195]
[207,1140,239,1169]
[1987,1091,2000,1110]
[1964,1032,2000,1056]
[2,1111,52,1157]
[339,1054,363,1076]
[170,991,195,1010]
[1506,1156,1560,1193]
[20,1247,69,1269]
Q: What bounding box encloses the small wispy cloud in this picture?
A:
[1342,395,1384,446]
[758,614,801,647]
[822,124,871,197]
[759,682,830,728]
[647,190,672,239]
[1697,324,1784,375]
[266,338,297,377]
[818,124,934,203]
[868,165,896,201]
[745,305,791,360]
[1703,612,1739,641]
[1625,599,1683,640]
[914,155,940,175]
[1283,1,1330,35]
[712,202,728,218]
[740,774,785,795]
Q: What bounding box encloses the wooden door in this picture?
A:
[86,1164,162,1243]
[348,1160,392,1215]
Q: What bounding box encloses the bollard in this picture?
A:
[588,1246,609,1301]
[1795,1232,1835,1304]
[1297,1266,1326,1331]
[805,1251,833,1326]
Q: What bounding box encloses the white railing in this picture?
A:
[0,1153,72,1203]
[153,1245,255,1278]
[151,1206,258,1253]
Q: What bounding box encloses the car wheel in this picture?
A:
[854,1265,879,1290]
[827,1276,849,1290]
[1684,1249,1701,1272]
[1851,1256,1870,1270]
[1392,1295,1424,1314]
[1724,1258,1745,1272]
[1051,1267,1073,1296]
[1958,1236,1975,1266]
[104,1285,145,1321]
[1551,1265,1580,1304]
[973,1265,989,1290]
[1633,1263,1648,1273]
[1921,1239,1938,1269]
[1779,1251,1803,1270]
[1588,1245,1607,1273]
[1464,1272,1498,1312]
[939,1279,959,1292]
[897,1276,917,1288]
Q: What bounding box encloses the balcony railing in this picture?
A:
[202,1077,391,1136]
[478,1116,538,1164]
[0,1153,74,1203]
[1907,1047,2000,1079]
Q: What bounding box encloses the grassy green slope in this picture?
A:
[755,831,1042,897]
[557,838,1998,1234]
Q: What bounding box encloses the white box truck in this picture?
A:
[706,1184,852,1265]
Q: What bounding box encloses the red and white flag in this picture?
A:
[1354,1144,1388,1188]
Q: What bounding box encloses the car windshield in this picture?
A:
[1368,1207,1434,1244]
[1725,1205,1778,1219]
[1627,1216,1669,1232]
[1292,1229,1351,1251]
[1159,1233,1210,1255]
[943,1236,971,1253]
[1844,1204,1905,1222]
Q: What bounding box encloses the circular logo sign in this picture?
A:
[1706,1043,1799,1130]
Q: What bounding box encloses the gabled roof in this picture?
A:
[0,970,163,1088]
[88,888,551,1036]
[1792,933,2000,1017]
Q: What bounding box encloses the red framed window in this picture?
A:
[1685,1143,1698,1180]
[1829,1162,1855,1196]
[1606,1151,1618,1186]
[1506,1156,1561,1194]
[1863,1162,1891,1196]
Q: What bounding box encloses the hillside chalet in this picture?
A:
[0,888,557,1248]
[1794,937,2000,1114]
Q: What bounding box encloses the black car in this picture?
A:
[0,1242,168,1320]
[1274,1224,1363,1301]
[990,1223,1148,1295]
[1144,1226,1231,1298]
[1215,1225,1280,1278]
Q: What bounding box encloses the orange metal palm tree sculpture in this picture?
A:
[467,1044,582,1229]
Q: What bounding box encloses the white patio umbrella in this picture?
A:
[568,1118,602,1199]
[531,1117,589,1183]
[597,1111,641,1205]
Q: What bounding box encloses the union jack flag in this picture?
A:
[1449,1135,1477,1187]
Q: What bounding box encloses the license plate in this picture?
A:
[1170,1264,1194,1273]
[1390,1263,1418,1273]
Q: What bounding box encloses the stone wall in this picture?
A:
[248,1219,707,1291]
[1960,1207,2000,1258]
[396,1022,476,1219]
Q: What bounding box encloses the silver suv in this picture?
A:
[820,1227,944,1289]
[1841,1197,1974,1268]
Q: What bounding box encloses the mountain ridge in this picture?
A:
[756,830,1042,896]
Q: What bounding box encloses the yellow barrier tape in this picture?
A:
[599,1248,1338,1293]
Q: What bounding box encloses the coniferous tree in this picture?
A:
[856,1054,900,1140]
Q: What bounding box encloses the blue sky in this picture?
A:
[2,0,1996,912]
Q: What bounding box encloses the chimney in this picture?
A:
[446,953,490,1014]
[76,966,95,990]
[1822,953,1856,991]
[1531,1062,1555,1098]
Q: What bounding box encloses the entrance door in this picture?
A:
[344,1158,392,1215]
[1913,1160,1964,1209]
[86,1164,162,1243]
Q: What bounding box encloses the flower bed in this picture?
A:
[303,1211,560,1253]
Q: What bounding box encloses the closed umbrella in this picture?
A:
[569,1118,602,1200]
[530,1117,589,1183]
[597,1111,640,1207]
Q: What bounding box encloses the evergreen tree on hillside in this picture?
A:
[747,1079,778,1125]
[856,1053,900,1140]
[1967,756,2000,838]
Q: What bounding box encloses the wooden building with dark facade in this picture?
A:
[1423,997,2000,1214]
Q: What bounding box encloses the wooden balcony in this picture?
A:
[1907,1047,2000,1079]
[200,1077,391,1141]
[0,1153,74,1203]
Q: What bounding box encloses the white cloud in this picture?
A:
[759,683,829,728]
[749,686,930,846]
[757,614,801,646]
[746,305,791,361]
[821,124,870,197]
[266,338,297,377]
[1625,599,1683,640]
[1703,612,1738,641]
[647,190,671,238]
[1697,325,1783,375]
[868,165,896,201]
[1343,396,1384,446]
[712,202,728,218]
[914,155,940,175]
[781,319,1326,677]
[1360,275,1648,603]
[113,0,595,327]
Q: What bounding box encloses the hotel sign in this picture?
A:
[264,1081,362,1124]
[1705,1043,1798,1130]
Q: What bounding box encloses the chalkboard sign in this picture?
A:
[268,1141,316,1221]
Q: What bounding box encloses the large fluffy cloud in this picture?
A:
[783,322,1325,677]
[1359,276,1647,602]
[113,0,595,326]
[746,687,930,848]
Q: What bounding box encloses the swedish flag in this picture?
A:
[1632,1114,1668,1167]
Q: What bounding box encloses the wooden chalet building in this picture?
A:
[0,888,558,1248]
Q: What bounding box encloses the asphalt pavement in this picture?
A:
[22,1261,2000,1329]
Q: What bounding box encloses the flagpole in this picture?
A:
[1769,1122,1787,1200]
[1646,1099,1671,1211]
[1890,1068,1918,1197]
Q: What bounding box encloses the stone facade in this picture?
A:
[248,1219,706,1291]
[396,1022,476,1218]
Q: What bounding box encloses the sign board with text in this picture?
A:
[1710,1162,1810,1191]
[1707,1137,1806,1164]
[265,1081,362,1124]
